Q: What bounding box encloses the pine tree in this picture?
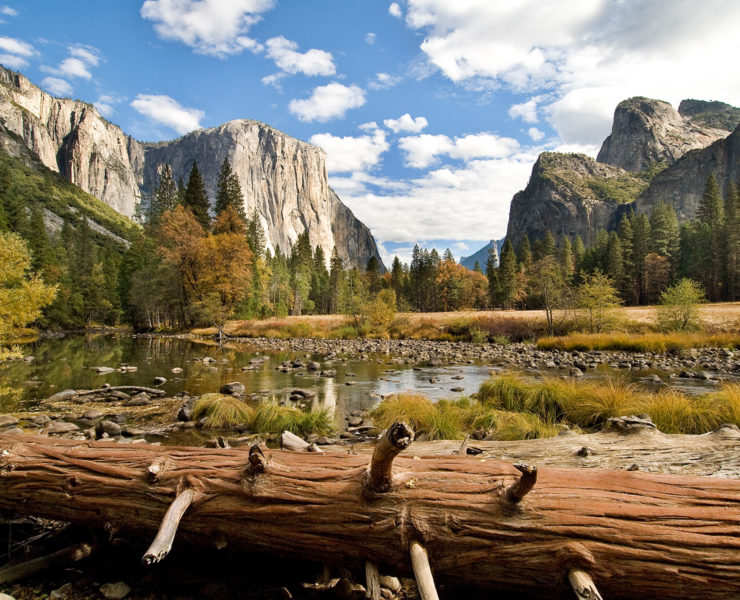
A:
[183,162,210,229]
[572,235,585,272]
[28,207,55,274]
[214,158,246,220]
[631,214,651,304]
[605,231,624,285]
[485,246,498,308]
[542,231,556,257]
[151,163,178,225]
[497,239,518,309]
[329,247,344,314]
[246,208,266,258]
[724,181,739,300]
[310,245,330,314]
[696,174,725,300]
[390,256,405,304]
[473,260,482,273]
[617,214,634,301]
[557,237,574,279]
[365,256,382,295]
[650,201,679,274]
[516,236,532,271]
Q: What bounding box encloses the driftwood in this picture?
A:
[0,430,739,599]
[0,541,94,584]
[76,386,167,397]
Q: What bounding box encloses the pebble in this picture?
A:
[100,581,131,600]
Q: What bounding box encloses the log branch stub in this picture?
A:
[505,463,537,503]
[142,487,202,565]
[365,560,381,600]
[364,422,414,494]
[409,541,440,600]
[454,434,469,456]
[147,457,168,484]
[568,569,603,600]
[248,445,268,474]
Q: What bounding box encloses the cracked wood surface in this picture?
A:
[0,432,738,599]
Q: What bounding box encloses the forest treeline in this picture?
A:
[1,145,738,332]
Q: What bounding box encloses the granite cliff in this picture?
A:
[506,97,740,247]
[0,66,382,269]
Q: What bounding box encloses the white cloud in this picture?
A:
[332,153,536,244]
[289,82,366,122]
[405,0,740,146]
[69,45,100,66]
[388,2,402,18]
[527,127,544,141]
[0,53,27,69]
[508,98,538,123]
[265,36,335,76]
[0,36,34,57]
[368,72,401,90]
[41,77,73,97]
[399,132,520,168]
[261,72,285,89]
[365,32,376,45]
[94,94,121,118]
[57,57,93,79]
[0,6,16,16]
[384,113,428,134]
[310,127,389,173]
[130,94,204,135]
[141,0,273,57]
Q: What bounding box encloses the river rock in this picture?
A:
[96,420,122,437]
[92,366,116,374]
[48,421,79,434]
[49,583,74,599]
[0,593,16,600]
[106,390,131,400]
[29,414,51,426]
[202,357,216,363]
[125,392,151,406]
[100,582,131,600]
[306,361,321,371]
[320,369,336,377]
[0,415,19,429]
[44,389,78,403]
[171,367,183,373]
[347,415,364,427]
[451,387,465,392]
[220,382,246,397]
[153,376,167,385]
[81,409,103,421]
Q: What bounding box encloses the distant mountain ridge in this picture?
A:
[0,66,383,269]
[506,97,740,247]
[459,239,503,270]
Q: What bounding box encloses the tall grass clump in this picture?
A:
[370,393,437,434]
[642,390,716,434]
[488,410,562,441]
[192,393,255,428]
[477,376,532,411]
[559,378,639,428]
[537,332,740,353]
[251,401,334,437]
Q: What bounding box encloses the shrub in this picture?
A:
[656,278,705,332]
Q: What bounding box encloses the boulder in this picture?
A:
[48,421,79,434]
[220,382,246,397]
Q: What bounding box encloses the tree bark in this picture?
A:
[0,432,738,599]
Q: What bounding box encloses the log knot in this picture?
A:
[248,445,268,474]
[364,422,414,497]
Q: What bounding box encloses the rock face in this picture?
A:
[142,121,381,268]
[459,239,503,270]
[507,97,740,246]
[597,97,731,172]
[505,153,641,248]
[0,67,144,216]
[0,66,382,269]
[635,124,740,221]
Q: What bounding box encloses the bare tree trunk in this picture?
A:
[0,432,738,599]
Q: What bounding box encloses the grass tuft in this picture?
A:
[192,393,254,429]
[251,401,334,437]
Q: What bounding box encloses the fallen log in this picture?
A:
[0,541,94,584]
[0,431,738,599]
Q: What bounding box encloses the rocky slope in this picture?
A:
[506,97,740,246]
[506,153,645,248]
[596,97,731,172]
[459,239,502,270]
[0,66,382,269]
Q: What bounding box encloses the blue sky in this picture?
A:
[2,0,740,266]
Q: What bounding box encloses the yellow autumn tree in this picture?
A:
[0,231,57,344]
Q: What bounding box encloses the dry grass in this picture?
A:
[197,302,739,342]
[250,401,335,437]
[537,332,740,352]
[192,393,255,428]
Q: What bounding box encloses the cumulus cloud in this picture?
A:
[41,77,73,97]
[69,45,100,66]
[0,6,16,16]
[388,2,402,18]
[399,132,520,168]
[331,153,536,244]
[289,82,366,122]
[508,98,539,123]
[368,72,401,90]
[0,53,27,69]
[384,113,428,134]
[264,36,335,76]
[310,127,389,173]
[140,0,273,57]
[130,94,204,135]
[527,127,544,141]
[41,44,101,84]
[365,32,376,45]
[405,0,740,146]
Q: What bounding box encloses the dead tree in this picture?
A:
[1,430,739,599]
